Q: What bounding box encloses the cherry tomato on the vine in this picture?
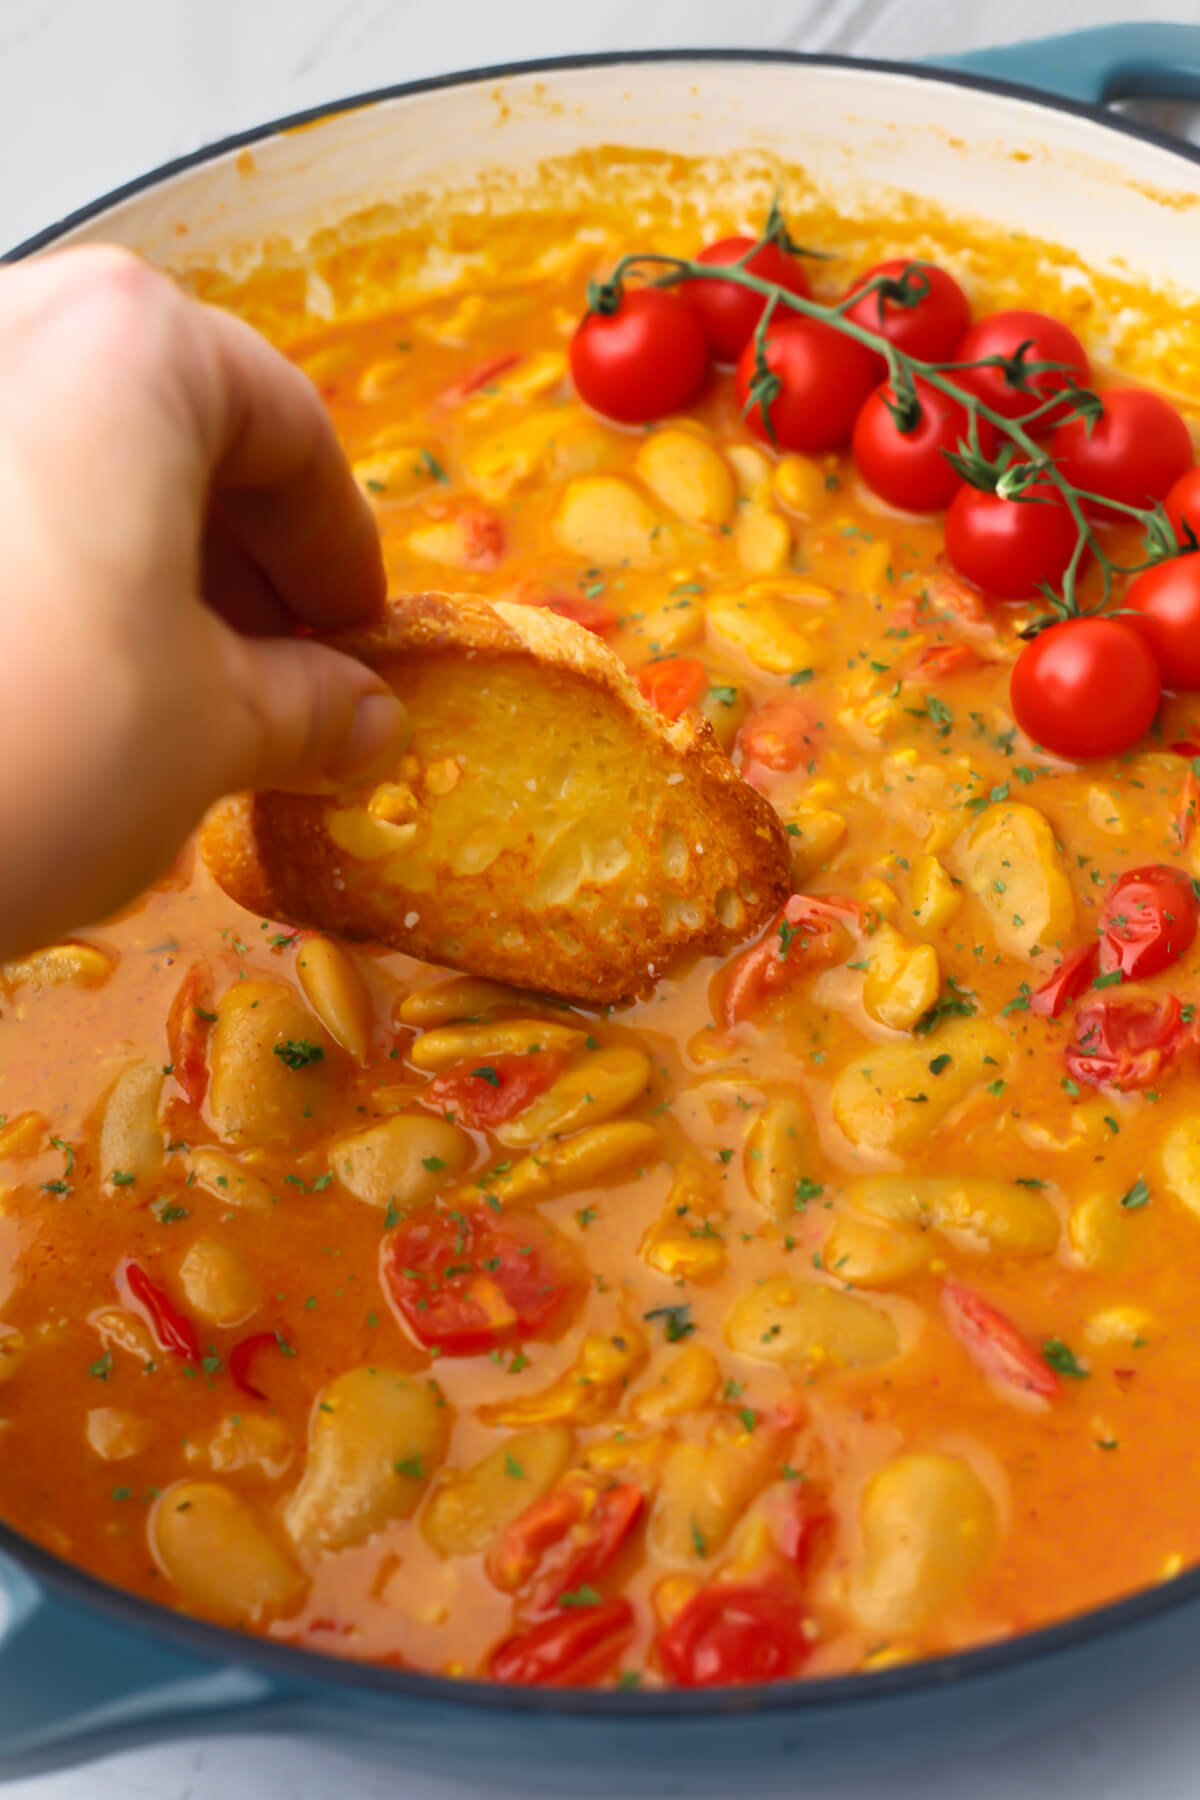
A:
[570,287,708,424]
[1100,866,1199,980]
[944,477,1078,600]
[1126,554,1200,690]
[1052,387,1193,512]
[1166,467,1200,547]
[1009,616,1161,760]
[843,258,971,370]
[735,317,878,454]
[687,237,811,363]
[852,378,994,513]
[956,309,1091,424]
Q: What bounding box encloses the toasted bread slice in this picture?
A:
[200,593,791,1002]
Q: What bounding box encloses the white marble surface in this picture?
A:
[5,1,1200,1795]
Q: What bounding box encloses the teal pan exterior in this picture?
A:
[6,25,1200,1788]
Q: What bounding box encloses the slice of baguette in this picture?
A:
[200,592,791,1002]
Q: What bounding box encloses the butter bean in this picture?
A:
[152,1482,304,1623]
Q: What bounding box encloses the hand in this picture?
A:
[0,245,407,960]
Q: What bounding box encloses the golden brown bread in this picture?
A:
[200,593,791,1002]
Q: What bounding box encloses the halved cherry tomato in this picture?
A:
[489,1477,645,1615]
[1100,866,1198,979]
[490,1597,635,1686]
[439,353,522,407]
[229,1331,285,1402]
[945,477,1078,601]
[1053,388,1193,512]
[1126,555,1200,692]
[382,1207,586,1356]
[955,309,1091,424]
[657,1580,812,1687]
[852,378,992,513]
[737,695,821,773]
[718,894,861,1028]
[1066,992,1189,1091]
[165,963,214,1109]
[940,1280,1061,1401]
[457,505,506,568]
[1030,942,1099,1019]
[909,642,985,681]
[1177,765,1200,850]
[117,1259,199,1363]
[1010,618,1161,761]
[637,657,708,720]
[524,593,618,636]
[1167,467,1200,546]
[843,259,971,369]
[425,1051,568,1131]
[687,236,811,363]
[735,317,878,454]
[570,288,708,425]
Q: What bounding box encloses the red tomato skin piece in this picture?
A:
[228,1331,282,1402]
[852,379,994,513]
[570,289,708,425]
[1126,556,1200,692]
[529,1482,645,1615]
[955,309,1091,423]
[527,594,618,636]
[439,353,522,406]
[940,1281,1061,1401]
[1066,993,1188,1092]
[657,1581,812,1687]
[734,318,878,454]
[1009,618,1161,761]
[457,506,505,569]
[165,963,214,1109]
[425,1051,567,1131]
[1052,387,1193,512]
[843,259,971,367]
[687,236,811,363]
[910,642,985,681]
[117,1259,200,1363]
[1029,942,1099,1019]
[719,895,860,1028]
[1099,865,1199,979]
[944,480,1078,601]
[737,695,821,774]
[489,1597,635,1687]
[636,657,708,720]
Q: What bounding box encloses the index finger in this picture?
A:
[188,299,386,630]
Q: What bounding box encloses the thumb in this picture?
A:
[217,628,409,794]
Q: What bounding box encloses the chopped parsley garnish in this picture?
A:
[644,1303,695,1342]
[1043,1338,1089,1379]
[273,1039,325,1070]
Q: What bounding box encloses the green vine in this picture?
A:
[593,207,1187,631]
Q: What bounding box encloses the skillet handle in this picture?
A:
[0,1555,298,1779]
[929,23,1200,107]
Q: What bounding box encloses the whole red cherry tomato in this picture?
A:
[1166,467,1200,546]
[1100,866,1199,979]
[956,309,1090,423]
[687,236,811,363]
[1010,617,1161,760]
[735,317,878,453]
[570,287,708,424]
[1126,555,1200,690]
[843,258,971,369]
[657,1579,812,1687]
[1052,388,1193,511]
[944,477,1078,600]
[852,378,994,513]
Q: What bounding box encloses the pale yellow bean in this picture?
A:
[465,1121,658,1208]
[822,1212,933,1288]
[152,1481,304,1623]
[0,1324,24,1385]
[479,1327,647,1427]
[552,476,672,567]
[786,808,846,882]
[284,1367,449,1554]
[1069,1189,1136,1270]
[698,682,748,752]
[832,1018,1011,1155]
[735,505,792,575]
[2,941,114,991]
[398,977,528,1028]
[178,1240,260,1328]
[0,1112,45,1159]
[650,1416,786,1565]
[421,1424,575,1557]
[955,802,1075,961]
[1162,1118,1200,1218]
[463,407,613,501]
[86,1406,150,1461]
[208,981,339,1147]
[98,1061,165,1190]
[861,926,940,1032]
[295,936,375,1064]
[706,594,818,674]
[743,1095,817,1222]
[184,1146,277,1212]
[328,1114,469,1212]
[409,1019,585,1072]
[773,453,827,516]
[353,447,437,504]
[853,1174,1059,1255]
[725,1277,900,1369]
[634,429,735,528]
[192,1414,293,1481]
[851,1452,995,1634]
[631,1343,721,1424]
[910,853,962,931]
[497,1047,651,1147]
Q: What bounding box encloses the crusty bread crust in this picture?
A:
[200,593,791,1002]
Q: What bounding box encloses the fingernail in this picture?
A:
[327,691,409,786]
